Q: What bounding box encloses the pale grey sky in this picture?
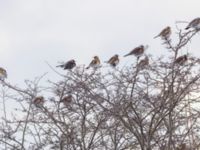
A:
[0,0,200,85]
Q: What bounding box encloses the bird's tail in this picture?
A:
[56,65,64,68]
[185,26,190,30]
[124,54,129,57]
[153,35,159,39]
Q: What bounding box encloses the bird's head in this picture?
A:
[166,26,171,30]
[94,56,99,59]
[115,54,119,57]
[140,45,144,48]
[71,59,76,63]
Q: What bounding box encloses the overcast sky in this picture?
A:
[0,0,200,85]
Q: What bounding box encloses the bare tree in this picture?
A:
[0,26,200,150]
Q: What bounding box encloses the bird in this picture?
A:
[124,45,147,57]
[154,26,171,39]
[185,17,200,30]
[176,143,187,150]
[33,96,44,106]
[60,95,73,106]
[56,59,76,70]
[106,54,119,67]
[174,55,187,65]
[138,56,149,68]
[86,56,101,69]
[0,67,7,80]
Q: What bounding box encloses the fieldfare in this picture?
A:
[33,96,44,106]
[154,26,171,39]
[138,56,149,68]
[185,17,200,30]
[124,45,147,57]
[106,54,119,67]
[174,55,187,65]
[0,67,7,80]
[60,95,73,106]
[86,56,101,69]
[57,59,76,70]
[176,143,187,150]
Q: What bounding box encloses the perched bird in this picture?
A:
[86,56,101,69]
[106,54,119,67]
[0,67,7,80]
[174,55,187,65]
[154,26,171,39]
[138,56,149,68]
[185,17,200,30]
[56,59,76,70]
[33,96,44,107]
[176,143,187,150]
[124,45,147,57]
[60,95,73,106]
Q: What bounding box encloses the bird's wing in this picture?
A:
[0,68,6,77]
[175,56,182,63]
[108,57,115,64]
[86,60,95,68]
[132,47,141,54]
[124,48,136,56]
[186,18,200,29]
[190,18,200,26]
[115,58,119,64]
[91,59,96,65]
[0,69,4,74]
[96,58,100,64]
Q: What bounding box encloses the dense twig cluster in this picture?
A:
[0,18,200,150]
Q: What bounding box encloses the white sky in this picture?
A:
[0,0,200,85]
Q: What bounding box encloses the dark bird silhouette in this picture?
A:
[106,54,119,67]
[185,17,200,30]
[60,95,73,106]
[0,67,7,80]
[56,59,76,70]
[86,56,101,69]
[138,56,149,68]
[124,45,147,57]
[154,26,171,39]
[174,55,187,65]
[33,96,44,106]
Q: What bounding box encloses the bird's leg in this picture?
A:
[137,56,140,61]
